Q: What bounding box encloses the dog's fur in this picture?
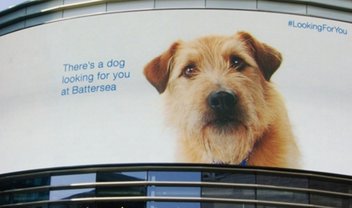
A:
[144,31,299,168]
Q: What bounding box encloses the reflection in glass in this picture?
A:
[149,171,201,182]
[148,186,200,197]
[49,188,95,200]
[96,171,147,197]
[51,173,96,186]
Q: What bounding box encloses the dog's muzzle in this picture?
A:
[207,90,238,124]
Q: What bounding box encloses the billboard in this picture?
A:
[0,9,351,175]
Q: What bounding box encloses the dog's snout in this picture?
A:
[208,91,238,114]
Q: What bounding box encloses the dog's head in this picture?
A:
[144,31,283,163]
[144,31,281,93]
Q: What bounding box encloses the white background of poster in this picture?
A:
[0,10,351,175]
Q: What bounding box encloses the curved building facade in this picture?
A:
[0,1,351,207]
[1,164,351,208]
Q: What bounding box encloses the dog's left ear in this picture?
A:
[237,32,282,81]
[144,42,179,94]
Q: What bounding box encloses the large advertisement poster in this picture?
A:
[0,9,351,175]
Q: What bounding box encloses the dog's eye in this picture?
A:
[230,55,246,71]
[183,64,197,78]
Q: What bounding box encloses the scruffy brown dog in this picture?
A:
[144,31,299,168]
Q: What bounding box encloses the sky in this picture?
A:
[0,0,27,12]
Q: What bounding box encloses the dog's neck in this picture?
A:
[212,144,255,166]
[212,154,250,166]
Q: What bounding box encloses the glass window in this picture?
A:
[310,193,350,207]
[50,202,96,208]
[148,171,201,182]
[24,205,48,208]
[309,178,349,193]
[49,188,95,200]
[202,187,254,200]
[96,186,146,197]
[96,201,145,208]
[12,191,48,203]
[0,193,11,205]
[96,171,147,197]
[96,171,146,182]
[148,186,200,197]
[202,172,255,184]
[201,171,255,202]
[257,174,308,188]
[51,173,96,186]
[202,202,255,208]
[257,189,308,204]
[0,176,50,191]
[147,201,200,208]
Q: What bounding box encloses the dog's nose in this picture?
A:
[208,90,238,114]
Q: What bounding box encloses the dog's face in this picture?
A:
[144,32,282,164]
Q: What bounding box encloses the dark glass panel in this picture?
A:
[0,176,50,191]
[96,201,146,208]
[0,193,11,205]
[202,187,254,199]
[257,174,308,188]
[96,186,146,197]
[309,178,350,193]
[96,171,146,182]
[23,205,49,208]
[202,203,255,208]
[50,202,96,208]
[147,201,200,208]
[310,193,350,208]
[12,191,48,203]
[257,189,308,204]
[202,172,255,184]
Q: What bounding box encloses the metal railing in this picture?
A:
[0,164,351,208]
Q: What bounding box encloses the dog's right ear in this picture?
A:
[144,42,179,94]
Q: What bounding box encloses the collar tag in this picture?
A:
[239,159,247,166]
[212,158,248,166]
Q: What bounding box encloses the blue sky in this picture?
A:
[0,0,27,12]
